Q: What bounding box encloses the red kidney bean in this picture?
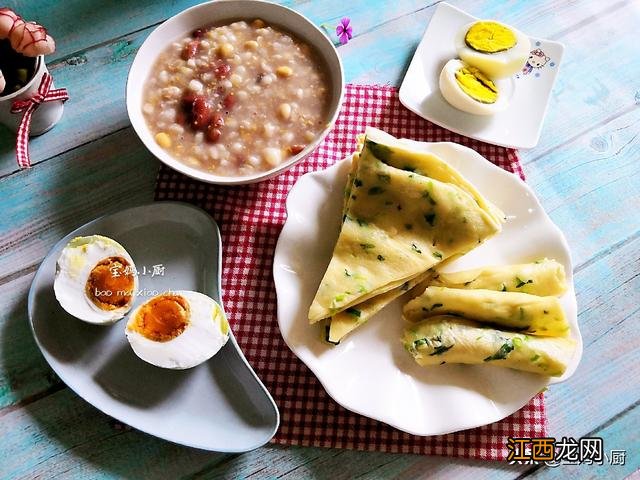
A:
[191,96,212,130]
[223,92,235,110]
[289,144,306,155]
[181,93,196,110]
[175,110,187,126]
[206,127,222,143]
[214,62,231,79]
[211,113,224,128]
[181,40,200,60]
[192,28,206,38]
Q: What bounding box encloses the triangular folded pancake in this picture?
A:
[364,128,505,227]
[327,270,434,343]
[308,129,504,323]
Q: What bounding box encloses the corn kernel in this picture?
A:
[244,40,259,50]
[252,19,265,28]
[278,103,291,120]
[218,43,234,58]
[276,66,293,78]
[155,132,171,149]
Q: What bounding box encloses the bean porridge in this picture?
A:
[142,19,331,176]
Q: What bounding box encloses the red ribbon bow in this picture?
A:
[11,72,69,169]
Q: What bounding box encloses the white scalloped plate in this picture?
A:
[274,141,582,436]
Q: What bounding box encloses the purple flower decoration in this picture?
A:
[336,17,353,45]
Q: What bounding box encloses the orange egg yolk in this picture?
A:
[85,256,135,310]
[130,294,190,342]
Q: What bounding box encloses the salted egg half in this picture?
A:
[125,290,230,369]
[54,235,138,324]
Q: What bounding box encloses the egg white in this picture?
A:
[125,290,230,370]
[455,21,530,78]
[439,59,512,116]
[54,235,138,324]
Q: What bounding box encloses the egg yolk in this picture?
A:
[455,66,498,104]
[85,256,135,310]
[465,21,517,53]
[130,294,190,342]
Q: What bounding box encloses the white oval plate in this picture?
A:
[274,142,582,436]
[28,202,279,452]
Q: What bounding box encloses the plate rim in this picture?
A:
[274,142,582,436]
[27,201,280,452]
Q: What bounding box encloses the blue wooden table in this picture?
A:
[1,1,638,478]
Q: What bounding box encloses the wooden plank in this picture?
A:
[2,0,436,176]
[276,451,527,480]
[0,0,630,177]
[541,235,640,441]
[3,1,433,63]
[1,59,638,480]
[0,28,146,177]
[188,446,527,479]
[0,388,227,480]
[341,0,640,157]
[523,0,640,162]
[0,212,635,478]
[0,1,638,478]
[0,128,157,409]
[523,107,640,268]
[6,0,616,64]
[1,108,637,410]
[0,273,62,410]
[3,0,206,62]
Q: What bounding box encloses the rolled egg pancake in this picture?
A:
[308,132,504,323]
[403,286,570,336]
[402,316,576,377]
[431,258,567,296]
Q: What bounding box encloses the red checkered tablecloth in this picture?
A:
[154,84,545,460]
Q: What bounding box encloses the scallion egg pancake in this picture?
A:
[402,316,575,377]
[430,258,567,296]
[403,286,570,337]
[308,129,504,323]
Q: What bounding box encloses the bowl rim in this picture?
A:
[126,0,345,185]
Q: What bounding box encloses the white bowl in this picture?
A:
[127,0,344,185]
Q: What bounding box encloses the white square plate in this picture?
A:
[399,2,564,149]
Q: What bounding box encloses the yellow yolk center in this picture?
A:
[131,294,190,342]
[465,21,517,53]
[454,66,498,104]
[85,256,135,310]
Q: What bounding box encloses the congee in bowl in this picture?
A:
[142,18,331,177]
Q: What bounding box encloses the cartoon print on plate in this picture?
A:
[523,48,549,74]
[517,42,556,78]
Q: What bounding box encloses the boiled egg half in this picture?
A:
[125,290,230,369]
[455,20,530,78]
[439,59,511,115]
[54,235,138,324]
